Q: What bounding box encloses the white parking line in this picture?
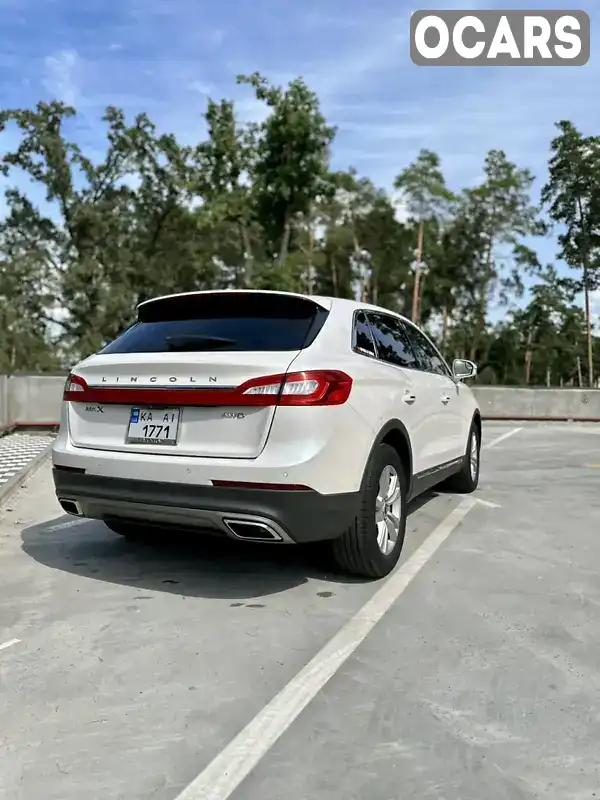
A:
[175,429,513,799]
[46,519,88,532]
[0,639,21,652]
[484,427,522,448]
[173,428,516,800]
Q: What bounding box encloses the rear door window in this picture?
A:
[368,312,419,370]
[100,293,329,354]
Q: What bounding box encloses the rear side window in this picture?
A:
[402,322,451,377]
[368,312,419,370]
[353,311,377,357]
[100,293,329,354]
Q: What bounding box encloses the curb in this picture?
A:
[0,440,54,507]
[1,423,60,436]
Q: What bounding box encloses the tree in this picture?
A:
[541,120,600,387]
[0,80,599,386]
[354,195,413,309]
[0,102,219,361]
[313,170,385,301]
[421,210,488,350]
[0,249,61,371]
[237,73,336,270]
[394,149,455,323]
[458,150,543,359]
[193,98,259,287]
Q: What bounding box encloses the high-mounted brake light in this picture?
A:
[63,374,88,401]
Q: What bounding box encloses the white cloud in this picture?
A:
[188,80,214,97]
[274,2,597,200]
[335,58,599,192]
[42,50,81,107]
[309,0,495,99]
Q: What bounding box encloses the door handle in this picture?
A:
[403,392,416,405]
[441,394,451,404]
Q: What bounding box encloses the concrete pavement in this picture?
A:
[1,423,599,799]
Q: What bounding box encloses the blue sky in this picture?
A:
[0,0,598,320]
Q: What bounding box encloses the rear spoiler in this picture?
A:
[136,291,332,323]
[137,290,332,313]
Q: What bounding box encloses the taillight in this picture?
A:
[238,370,352,406]
[63,374,88,401]
[61,370,352,407]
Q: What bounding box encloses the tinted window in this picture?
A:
[402,323,450,377]
[353,311,377,357]
[368,312,419,369]
[100,293,328,354]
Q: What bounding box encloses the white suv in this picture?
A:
[52,290,481,579]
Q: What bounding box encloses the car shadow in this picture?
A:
[20,492,438,601]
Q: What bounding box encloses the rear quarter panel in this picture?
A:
[288,308,417,491]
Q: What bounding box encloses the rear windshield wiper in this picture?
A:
[164,335,236,351]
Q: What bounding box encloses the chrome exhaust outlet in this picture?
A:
[59,498,83,517]
[223,519,283,542]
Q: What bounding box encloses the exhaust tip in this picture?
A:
[223,519,282,542]
[59,498,83,516]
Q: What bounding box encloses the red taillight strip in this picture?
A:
[63,370,353,407]
[66,385,263,407]
[211,480,313,491]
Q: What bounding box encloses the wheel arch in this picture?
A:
[472,409,482,443]
[363,419,415,498]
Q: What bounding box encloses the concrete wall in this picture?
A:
[472,386,600,421]
[0,375,8,430]
[0,374,599,429]
[0,374,67,431]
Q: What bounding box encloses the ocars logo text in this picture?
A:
[410,10,590,66]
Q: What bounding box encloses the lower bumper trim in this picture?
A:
[52,469,360,544]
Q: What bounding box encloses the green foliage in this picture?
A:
[236,73,336,267]
[542,120,600,385]
[542,121,600,282]
[394,148,455,221]
[0,78,597,386]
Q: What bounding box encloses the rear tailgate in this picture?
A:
[66,291,331,459]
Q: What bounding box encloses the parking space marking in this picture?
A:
[175,496,502,799]
[45,519,88,532]
[174,429,511,800]
[484,427,522,448]
[0,639,21,652]
[476,498,501,508]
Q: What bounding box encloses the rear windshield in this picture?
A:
[100,292,329,354]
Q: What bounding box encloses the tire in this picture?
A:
[443,421,480,493]
[330,443,407,579]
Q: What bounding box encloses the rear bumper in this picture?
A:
[52,467,359,544]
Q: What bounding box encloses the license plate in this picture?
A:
[126,407,180,445]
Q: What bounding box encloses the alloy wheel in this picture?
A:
[375,464,402,556]
[469,433,479,481]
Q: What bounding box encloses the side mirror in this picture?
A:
[453,358,477,381]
